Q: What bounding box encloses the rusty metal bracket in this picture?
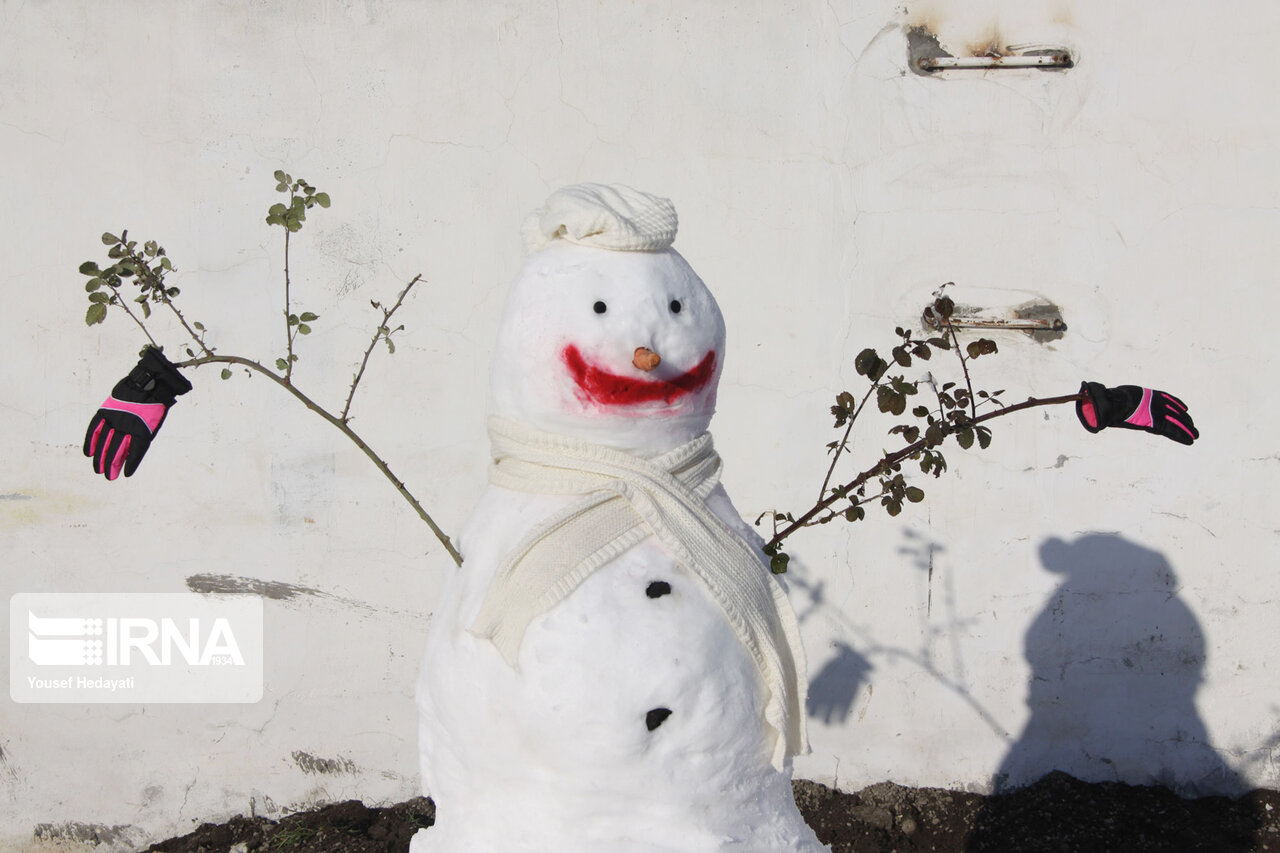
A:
[918,52,1073,72]
[927,316,1067,333]
[922,294,1068,336]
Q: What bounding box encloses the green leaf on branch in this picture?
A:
[313,192,330,208]
[299,312,318,322]
[906,486,925,503]
[957,427,975,449]
[79,261,100,275]
[275,358,289,371]
[101,233,119,245]
[966,338,998,359]
[220,368,232,380]
[85,278,102,292]
[976,426,992,449]
[297,324,311,335]
[85,303,107,325]
[855,348,879,377]
[920,448,948,477]
[890,376,918,396]
[877,385,906,416]
[830,390,856,427]
[769,552,790,574]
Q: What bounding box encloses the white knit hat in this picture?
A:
[522,183,678,253]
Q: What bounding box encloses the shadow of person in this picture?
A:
[966,533,1262,852]
[806,641,874,725]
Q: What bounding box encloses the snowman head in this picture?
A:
[490,184,726,454]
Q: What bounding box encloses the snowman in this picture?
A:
[412,183,828,852]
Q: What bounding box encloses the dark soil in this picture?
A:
[143,772,1280,852]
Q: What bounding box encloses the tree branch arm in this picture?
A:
[766,391,1082,551]
[177,354,463,567]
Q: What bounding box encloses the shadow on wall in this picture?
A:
[794,531,1004,740]
[968,533,1262,851]
[787,555,876,729]
[806,641,874,725]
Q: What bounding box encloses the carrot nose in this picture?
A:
[633,347,661,372]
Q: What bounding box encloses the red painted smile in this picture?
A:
[562,344,717,407]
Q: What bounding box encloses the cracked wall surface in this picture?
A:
[3,0,1279,847]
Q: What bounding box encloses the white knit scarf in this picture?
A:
[470,416,809,769]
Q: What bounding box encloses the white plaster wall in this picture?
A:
[2,0,1278,847]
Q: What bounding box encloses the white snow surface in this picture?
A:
[413,213,826,852]
[487,242,725,454]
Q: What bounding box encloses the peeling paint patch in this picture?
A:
[250,793,281,817]
[186,573,330,601]
[1013,299,1069,344]
[186,572,425,619]
[0,738,18,787]
[906,25,950,76]
[33,822,144,846]
[292,750,357,775]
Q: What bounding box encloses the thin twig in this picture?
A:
[818,380,880,503]
[805,485,889,528]
[121,244,213,358]
[947,322,978,422]
[342,274,421,422]
[283,226,294,383]
[177,353,463,567]
[109,289,160,349]
[159,296,213,357]
[766,391,1082,551]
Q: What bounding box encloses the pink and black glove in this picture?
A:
[84,347,193,480]
[1076,381,1198,446]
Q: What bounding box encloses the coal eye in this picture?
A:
[593,301,607,314]
[669,300,682,314]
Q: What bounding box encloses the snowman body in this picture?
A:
[413,188,826,852]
